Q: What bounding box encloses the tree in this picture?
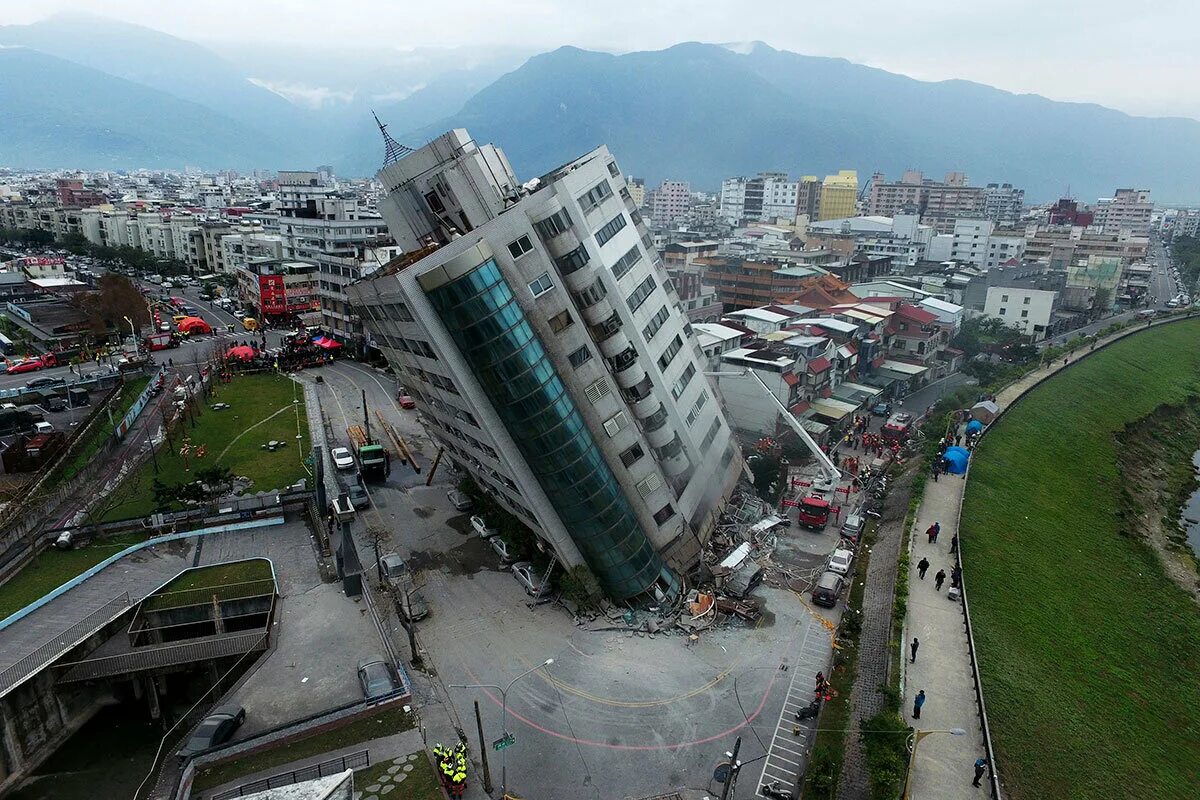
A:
[74,274,151,335]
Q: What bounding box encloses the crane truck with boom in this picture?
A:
[706,368,844,530]
[348,389,390,481]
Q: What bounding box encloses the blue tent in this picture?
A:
[965,419,984,434]
[942,446,970,474]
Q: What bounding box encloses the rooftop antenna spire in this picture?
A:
[372,110,413,167]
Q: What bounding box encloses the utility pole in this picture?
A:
[362,388,371,442]
[473,700,494,793]
[720,736,742,800]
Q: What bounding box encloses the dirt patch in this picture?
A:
[1115,396,1200,601]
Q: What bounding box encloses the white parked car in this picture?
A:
[331,447,355,471]
[489,535,515,563]
[827,548,855,576]
[511,562,550,598]
[470,515,497,538]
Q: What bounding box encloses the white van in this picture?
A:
[33,421,54,435]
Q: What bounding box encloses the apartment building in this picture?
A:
[948,219,1026,269]
[984,286,1057,340]
[274,171,393,339]
[866,171,1000,234]
[1023,227,1148,267]
[347,129,742,604]
[818,171,859,221]
[697,255,858,310]
[983,183,1025,227]
[1092,188,1152,236]
[236,259,321,321]
[646,180,691,227]
[719,173,801,224]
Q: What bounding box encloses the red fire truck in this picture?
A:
[797,495,832,530]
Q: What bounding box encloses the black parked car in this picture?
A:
[177,705,245,759]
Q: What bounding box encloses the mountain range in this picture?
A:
[2,15,1199,202]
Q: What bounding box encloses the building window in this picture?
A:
[686,392,708,426]
[567,346,593,368]
[671,362,696,399]
[548,310,574,333]
[595,214,627,247]
[611,246,642,280]
[700,417,722,451]
[1021,310,1029,318]
[626,275,657,313]
[998,307,1006,315]
[507,235,534,259]
[653,504,675,525]
[620,443,644,467]
[573,278,607,308]
[528,272,554,297]
[607,161,620,178]
[1023,296,1031,305]
[657,335,683,371]
[534,208,573,239]
[423,191,445,214]
[578,180,613,212]
[643,305,670,341]
[554,244,590,275]
[1001,294,1009,302]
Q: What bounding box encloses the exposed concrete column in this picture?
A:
[144,675,161,721]
[211,594,225,635]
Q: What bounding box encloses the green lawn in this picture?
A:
[54,376,151,486]
[142,558,273,611]
[0,534,145,620]
[192,704,416,792]
[101,374,310,520]
[354,752,441,800]
[962,320,1200,800]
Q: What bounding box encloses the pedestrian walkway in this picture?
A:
[901,312,1195,799]
[902,475,982,800]
[755,623,833,796]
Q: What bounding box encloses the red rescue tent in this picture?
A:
[226,345,256,360]
[177,317,212,335]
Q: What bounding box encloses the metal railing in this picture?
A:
[360,572,412,698]
[137,577,276,612]
[0,592,130,695]
[209,750,368,800]
[57,629,268,683]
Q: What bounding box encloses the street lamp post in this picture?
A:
[124,315,138,360]
[902,727,966,800]
[450,657,554,797]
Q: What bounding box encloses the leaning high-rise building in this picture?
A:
[348,129,743,604]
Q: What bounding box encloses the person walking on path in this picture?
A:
[913,689,926,719]
[973,757,990,787]
[918,557,930,580]
[926,524,937,544]
[935,569,947,591]
[951,566,963,588]
[950,534,958,554]
[933,521,941,541]
[910,637,920,663]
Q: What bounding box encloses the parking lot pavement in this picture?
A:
[202,520,382,737]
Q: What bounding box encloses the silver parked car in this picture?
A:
[511,561,550,598]
[357,658,401,699]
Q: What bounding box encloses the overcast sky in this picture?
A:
[4,0,1197,120]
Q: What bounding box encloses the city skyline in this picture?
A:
[1,1,1197,122]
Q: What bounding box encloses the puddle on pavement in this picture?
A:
[407,537,497,576]
[412,506,434,518]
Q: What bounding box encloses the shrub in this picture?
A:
[861,710,911,800]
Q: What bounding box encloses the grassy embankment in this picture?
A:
[962,319,1200,799]
[101,374,310,520]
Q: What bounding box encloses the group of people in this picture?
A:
[432,742,468,798]
[915,522,962,595]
